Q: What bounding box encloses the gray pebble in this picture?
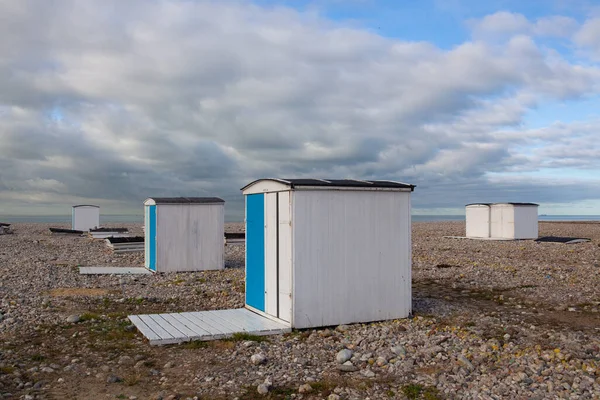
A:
[66,315,80,323]
[336,349,353,364]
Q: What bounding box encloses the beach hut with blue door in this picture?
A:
[242,178,416,329]
[127,180,416,344]
[143,197,225,273]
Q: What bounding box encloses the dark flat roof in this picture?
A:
[148,197,225,204]
[242,178,415,191]
[466,202,539,206]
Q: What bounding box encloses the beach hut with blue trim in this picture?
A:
[143,197,225,273]
[241,178,416,329]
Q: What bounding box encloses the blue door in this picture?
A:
[246,194,265,311]
[145,205,157,272]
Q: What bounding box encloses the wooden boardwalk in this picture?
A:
[128,308,291,345]
[79,266,152,275]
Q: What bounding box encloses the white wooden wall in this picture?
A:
[156,204,224,272]
[465,205,490,238]
[490,204,515,239]
[291,190,412,329]
[277,191,292,322]
[264,193,278,316]
[513,206,538,239]
[72,207,100,231]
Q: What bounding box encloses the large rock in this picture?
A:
[250,353,267,365]
[66,315,80,323]
[257,383,270,394]
[336,349,353,364]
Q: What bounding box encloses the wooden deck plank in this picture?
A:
[129,309,292,345]
[168,314,213,337]
[128,315,161,343]
[204,309,254,332]
[137,315,176,340]
[146,314,189,339]
[157,314,204,339]
[193,310,251,333]
[209,309,274,332]
[79,267,151,275]
[184,311,239,334]
[228,309,290,332]
[178,312,228,337]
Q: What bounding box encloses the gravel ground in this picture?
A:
[0,221,599,399]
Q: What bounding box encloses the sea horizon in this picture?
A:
[2,214,600,224]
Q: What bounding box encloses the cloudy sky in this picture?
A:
[1,0,599,219]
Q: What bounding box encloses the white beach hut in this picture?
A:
[143,197,225,273]
[71,205,100,232]
[465,202,539,239]
[241,178,416,329]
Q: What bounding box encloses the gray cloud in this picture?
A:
[0,0,599,218]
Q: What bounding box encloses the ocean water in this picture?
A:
[2,214,600,224]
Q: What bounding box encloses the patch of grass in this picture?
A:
[310,381,334,393]
[423,386,443,400]
[31,354,46,362]
[283,330,311,341]
[116,395,128,399]
[402,384,424,400]
[230,332,269,342]
[435,263,460,269]
[170,278,186,285]
[181,340,209,349]
[124,373,142,386]
[87,319,137,351]
[0,366,15,374]
[196,277,207,284]
[270,386,296,396]
[238,385,296,400]
[80,312,101,322]
[46,288,117,297]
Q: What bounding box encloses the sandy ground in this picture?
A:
[0,221,599,399]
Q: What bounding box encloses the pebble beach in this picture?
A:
[0,221,599,399]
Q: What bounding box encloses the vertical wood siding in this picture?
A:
[291,190,412,329]
[72,207,100,232]
[513,206,539,239]
[155,204,224,272]
[264,193,278,316]
[466,205,491,238]
[277,191,292,322]
[490,205,515,238]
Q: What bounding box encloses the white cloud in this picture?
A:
[469,11,578,39]
[574,17,600,57]
[0,0,599,215]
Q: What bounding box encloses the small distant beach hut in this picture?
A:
[71,205,100,232]
[143,197,225,273]
[466,203,539,239]
[241,178,416,329]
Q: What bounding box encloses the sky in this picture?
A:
[0,0,600,220]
